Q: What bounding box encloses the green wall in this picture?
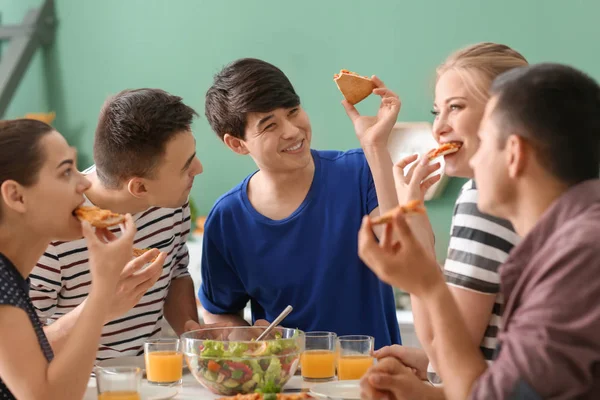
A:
[2,0,598,260]
[0,0,50,119]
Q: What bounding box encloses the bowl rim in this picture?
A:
[180,326,305,344]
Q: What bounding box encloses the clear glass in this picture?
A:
[336,335,375,380]
[300,331,337,382]
[144,338,183,386]
[95,366,142,400]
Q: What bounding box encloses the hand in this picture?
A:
[373,345,429,381]
[361,357,435,400]
[105,248,166,322]
[343,76,401,148]
[393,154,441,204]
[184,320,238,339]
[83,216,137,296]
[358,211,443,297]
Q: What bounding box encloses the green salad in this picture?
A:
[188,330,302,396]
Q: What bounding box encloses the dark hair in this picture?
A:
[491,63,600,184]
[0,119,54,218]
[94,88,198,188]
[205,58,301,141]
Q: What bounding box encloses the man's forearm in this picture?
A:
[164,276,200,336]
[363,146,398,215]
[43,300,88,354]
[422,280,488,400]
[201,308,249,326]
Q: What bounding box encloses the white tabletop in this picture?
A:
[85,373,315,400]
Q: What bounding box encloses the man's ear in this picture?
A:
[506,134,528,179]
[224,134,250,155]
[127,178,148,199]
[0,180,26,214]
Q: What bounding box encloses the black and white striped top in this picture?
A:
[428,180,519,384]
[29,166,192,361]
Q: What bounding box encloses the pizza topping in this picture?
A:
[73,206,125,228]
[370,200,426,226]
[426,142,463,161]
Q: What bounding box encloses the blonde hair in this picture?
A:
[437,42,529,103]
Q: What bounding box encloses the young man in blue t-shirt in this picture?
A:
[195,58,408,348]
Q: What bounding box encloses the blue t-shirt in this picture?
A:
[199,149,401,348]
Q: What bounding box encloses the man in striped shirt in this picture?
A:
[29,89,204,360]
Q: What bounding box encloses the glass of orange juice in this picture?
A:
[95,366,142,400]
[144,338,183,386]
[336,335,375,381]
[301,331,337,381]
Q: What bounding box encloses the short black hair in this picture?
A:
[94,88,198,188]
[491,63,600,184]
[205,58,300,141]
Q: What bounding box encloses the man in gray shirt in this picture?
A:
[358,63,600,399]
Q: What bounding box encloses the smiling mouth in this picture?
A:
[282,140,304,153]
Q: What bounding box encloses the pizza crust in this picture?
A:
[334,69,375,105]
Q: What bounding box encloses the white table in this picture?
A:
[85,373,315,400]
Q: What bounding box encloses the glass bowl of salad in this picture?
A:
[181,326,305,396]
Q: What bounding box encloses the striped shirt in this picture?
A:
[29,167,192,361]
[428,180,520,384]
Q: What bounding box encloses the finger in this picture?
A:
[94,228,110,243]
[341,99,360,122]
[394,157,416,185]
[373,345,400,360]
[405,158,420,182]
[395,154,418,171]
[130,256,164,287]
[369,373,400,392]
[370,75,388,91]
[119,214,137,244]
[391,211,414,242]
[133,273,160,298]
[99,228,118,242]
[81,221,101,249]
[380,97,401,110]
[380,221,394,251]
[360,374,387,400]
[373,88,398,100]
[370,357,404,375]
[123,248,162,277]
[413,157,441,182]
[421,174,441,192]
[184,320,202,332]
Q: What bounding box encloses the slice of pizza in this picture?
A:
[333,69,376,105]
[370,200,426,226]
[24,111,56,125]
[74,206,125,228]
[132,247,158,262]
[426,142,462,161]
